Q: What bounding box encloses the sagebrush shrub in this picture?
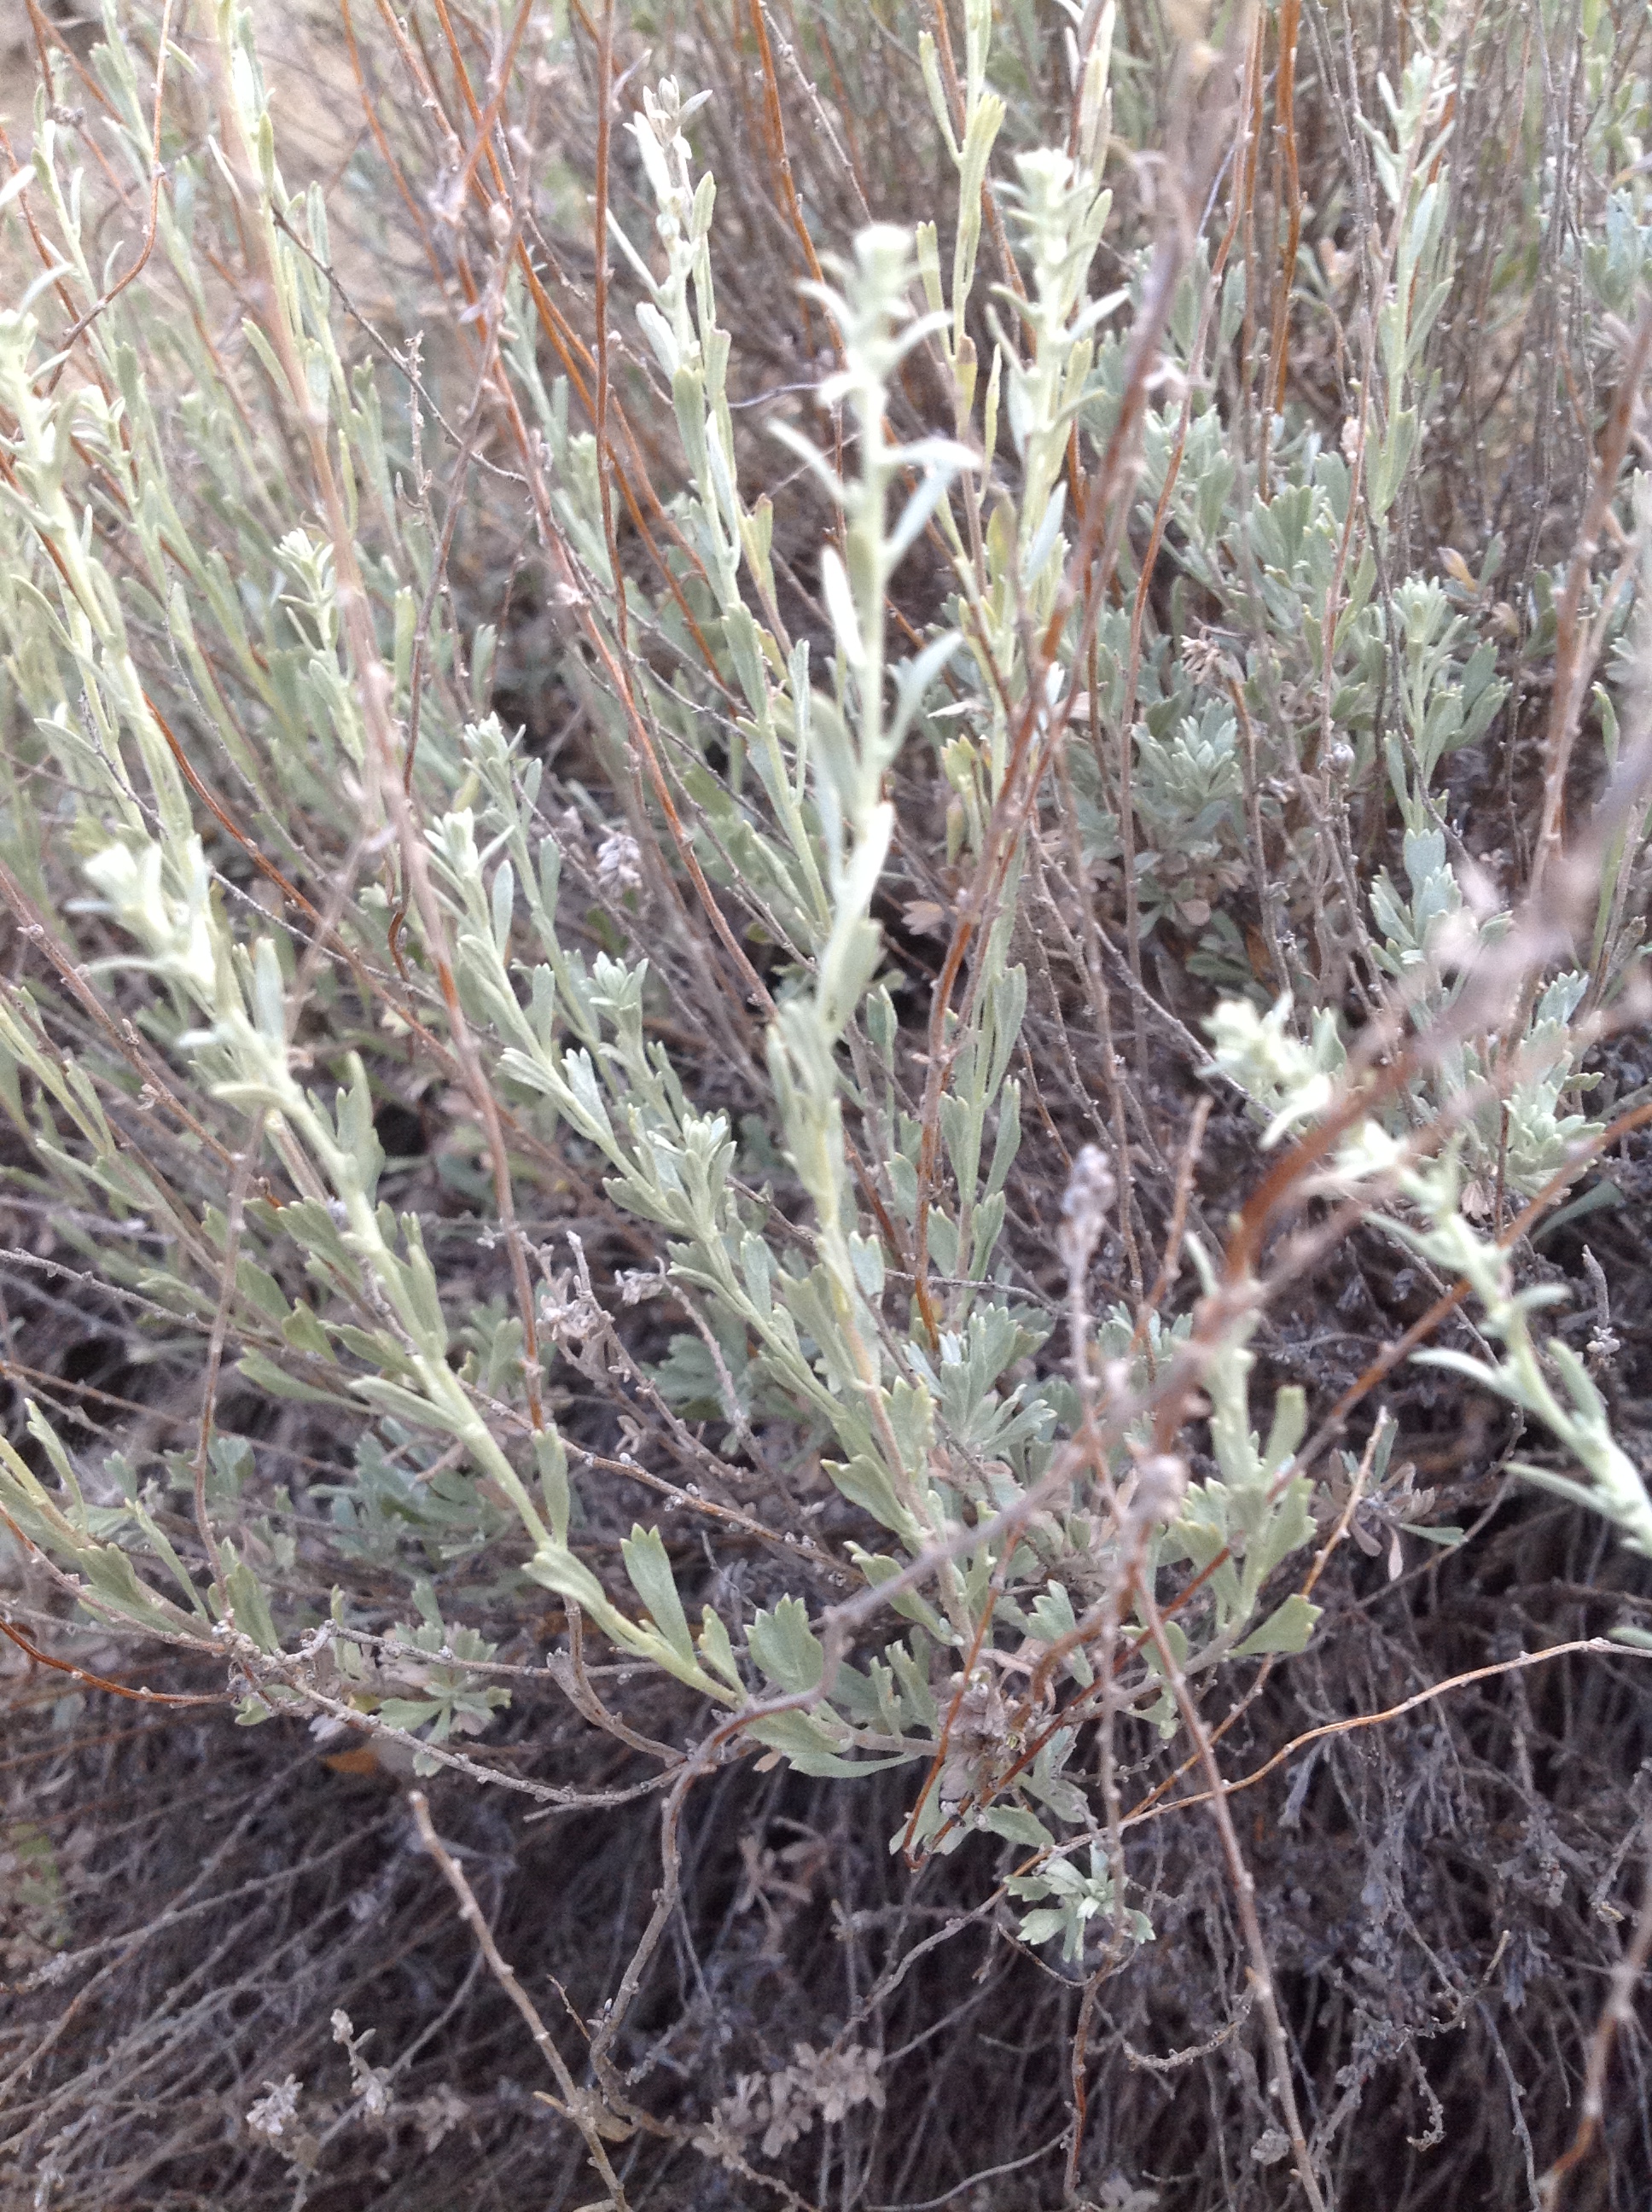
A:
[3,1,1652,2203]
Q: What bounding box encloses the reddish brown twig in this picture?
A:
[1538,1825,1652,2209]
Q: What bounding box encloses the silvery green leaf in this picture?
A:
[765,416,846,506]
[534,1428,570,1546]
[490,859,515,955]
[848,1232,886,1296]
[1015,1907,1067,1949]
[746,1708,907,1778]
[620,1525,698,1676]
[1027,1582,1093,1685]
[635,300,678,377]
[350,1376,467,1437]
[522,1542,608,1615]
[221,1552,281,1653]
[829,1456,911,1535]
[747,1595,824,1693]
[1260,1386,1306,1478]
[980,1805,1056,1850]
[1232,1593,1322,1660]
[819,546,864,668]
[238,1351,357,1409]
[1025,1732,1090,1824]
[697,1606,744,1693]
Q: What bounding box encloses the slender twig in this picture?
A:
[1538,1827,1652,2209]
[56,0,177,353]
[1135,1577,1329,2212]
[410,1791,636,2204]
